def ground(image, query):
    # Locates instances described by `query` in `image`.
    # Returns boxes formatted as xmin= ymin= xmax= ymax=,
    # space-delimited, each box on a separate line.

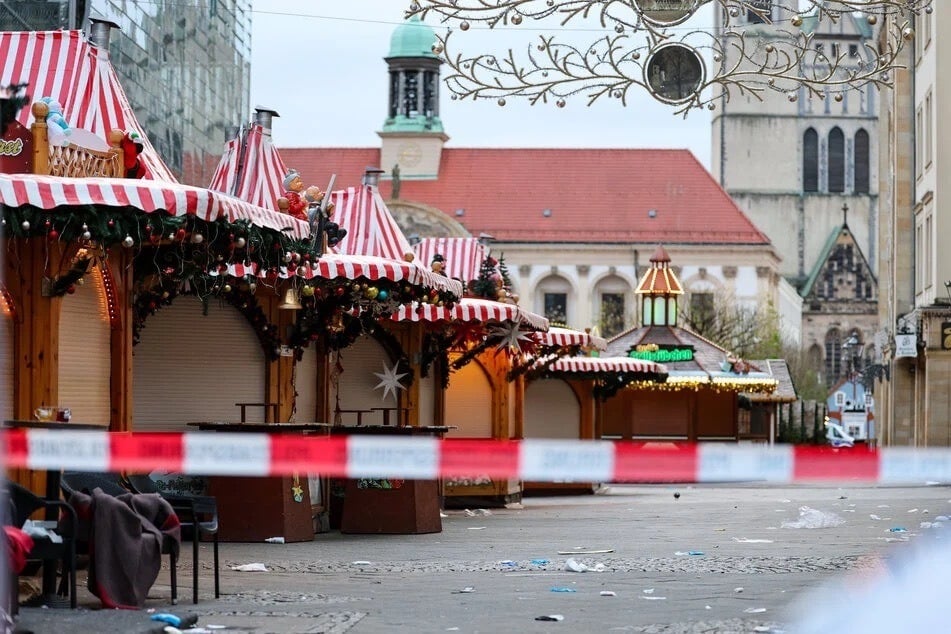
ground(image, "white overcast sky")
xmin=250 ymin=1 xmax=714 ymax=169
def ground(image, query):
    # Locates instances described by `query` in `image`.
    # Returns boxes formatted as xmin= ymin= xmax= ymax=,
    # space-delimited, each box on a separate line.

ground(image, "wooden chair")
xmin=123 ymin=473 xmax=220 ymax=604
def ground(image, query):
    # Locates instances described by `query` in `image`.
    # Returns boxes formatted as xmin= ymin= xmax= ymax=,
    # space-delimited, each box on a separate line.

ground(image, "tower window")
xmin=828 ymin=127 xmax=845 ymax=193
xmin=854 ymin=129 xmax=870 ymax=193
xmin=803 ymin=128 xmax=819 ymax=192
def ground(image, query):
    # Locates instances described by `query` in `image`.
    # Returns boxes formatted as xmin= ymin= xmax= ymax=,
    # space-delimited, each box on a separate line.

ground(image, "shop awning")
xmin=535 ymin=327 xmax=607 ymax=351
xmin=392 ymin=297 xmax=549 ymax=330
xmin=1 ymin=30 xmax=176 ymax=182
xmin=208 ymin=136 xmax=241 ymax=197
xmin=218 ymin=255 xmax=464 ymax=296
xmin=546 ymin=356 xmax=666 ymax=376
xmin=413 ymin=237 xmax=488 ymax=282
xmin=0 ymin=174 xmax=310 ymax=239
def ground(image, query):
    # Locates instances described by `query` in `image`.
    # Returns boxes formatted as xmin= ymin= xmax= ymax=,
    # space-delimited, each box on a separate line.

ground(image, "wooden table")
xmin=3 ymin=420 xmax=105 ymax=605
xmin=187 ymin=422 xmax=331 ymax=542
xmin=329 ymin=425 xmax=452 ymax=535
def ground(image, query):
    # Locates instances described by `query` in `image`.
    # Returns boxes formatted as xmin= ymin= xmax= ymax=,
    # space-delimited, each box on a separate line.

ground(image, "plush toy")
xmin=39 ymin=96 xmax=71 ymax=146
xmin=120 ymin=131 xmax=146 ymax=179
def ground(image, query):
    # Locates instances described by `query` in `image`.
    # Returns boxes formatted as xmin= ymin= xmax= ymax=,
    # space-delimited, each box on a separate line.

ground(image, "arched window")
xmin=828 ymin=127 xmax=845 ymax=192
xmin=854 ymin=129 xmax=870 ymax=193
xmin=824 ymin=328 xmax=843 ymax=386
xmin=803 ymin=128 xmax=819 ymax=192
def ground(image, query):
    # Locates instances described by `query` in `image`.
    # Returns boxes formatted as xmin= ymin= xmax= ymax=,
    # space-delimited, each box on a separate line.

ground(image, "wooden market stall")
xmin=601 ymin=247 xmax=779 ymax=442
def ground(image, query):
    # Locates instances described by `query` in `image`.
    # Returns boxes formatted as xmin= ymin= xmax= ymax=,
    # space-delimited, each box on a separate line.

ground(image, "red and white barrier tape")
xmin=3 ymin=430 xmax=950 ymax=483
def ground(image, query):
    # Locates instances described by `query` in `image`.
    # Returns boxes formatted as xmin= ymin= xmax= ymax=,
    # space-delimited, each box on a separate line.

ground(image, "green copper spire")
xmin=388 ymin=15 xmax=438 ymax=59
xmin=382 ymin=16 xmax=444 ymax=134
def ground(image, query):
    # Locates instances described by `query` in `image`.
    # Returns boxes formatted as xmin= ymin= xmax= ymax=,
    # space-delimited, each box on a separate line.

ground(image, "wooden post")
xmin=107 ymin=249 xmax=134 ymax=431
xmin=30 ymin=102 xmax=50 ymax=175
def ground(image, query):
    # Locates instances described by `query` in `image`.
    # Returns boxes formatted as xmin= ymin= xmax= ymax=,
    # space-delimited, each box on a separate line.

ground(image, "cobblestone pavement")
xmin=13 ymin=483 xmax=951 ymax=633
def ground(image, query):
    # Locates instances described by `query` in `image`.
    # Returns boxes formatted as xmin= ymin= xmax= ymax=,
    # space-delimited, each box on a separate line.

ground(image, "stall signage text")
xmin=628 ymin=343 xmax=694 ymax=362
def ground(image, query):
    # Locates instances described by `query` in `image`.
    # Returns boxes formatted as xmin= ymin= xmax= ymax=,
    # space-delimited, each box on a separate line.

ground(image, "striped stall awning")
xmin=208 ymin=136 xmax=240 ymax=197
xmin=547 ymin=356 xmax=667 ymax=376
xmin=217 ymin=255 xmax=463 ymax=295
xmin=535 ymin=327 xmax=607 ymax=351
xmin=233 ymin=124 xmax=288 ymax=210
xmin=330 ymin=185 xmax=414 ymax=261
xmin=0 ymin=30 xmax=177 ymax=182
xmin=393 ymin=297 xmax=549 ymax=330
xmin=0 ymin=174 xmax=311 ymax=239
xmin=414 ymin=237 xmax=488 ymax=282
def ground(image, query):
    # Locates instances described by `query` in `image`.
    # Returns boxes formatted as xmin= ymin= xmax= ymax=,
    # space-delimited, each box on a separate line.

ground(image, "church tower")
xmin=711 ymin=1 xmax=880 ymax=386
xmin=378 ymin=16 xmax=449 ymax=180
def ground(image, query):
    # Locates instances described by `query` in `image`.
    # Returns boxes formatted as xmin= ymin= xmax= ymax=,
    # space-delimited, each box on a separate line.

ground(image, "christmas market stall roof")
xmin=209 ymin=119 xmax=288 ymax=210
xmin=740 ymin=359 xmax=798 ymax=404
xmin=1 ymin=30 xmax=175 ymax=182
xmin=414 ymin=237 xmax=488 ymax=282
xmin=204 ymin=117 xmax=462 ymax=298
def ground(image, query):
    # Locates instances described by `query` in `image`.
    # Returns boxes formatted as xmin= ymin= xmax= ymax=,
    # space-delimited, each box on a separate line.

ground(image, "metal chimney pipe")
xmin=253 ymin=106 xmax=280 ymax=130
xmin=88 ymin=17 xmax=120 ymax=49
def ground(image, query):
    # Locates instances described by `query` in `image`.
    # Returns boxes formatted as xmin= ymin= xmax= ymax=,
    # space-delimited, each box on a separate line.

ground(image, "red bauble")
xmin=148 ymin=301 xmax=157 ymax=310
xmin=47 ymin=229 xmax=59 ymax=241
xmin=335 ymin=286 xmax=346 ymax=296
xmin=175 ymin=228 xmax=187 ymax=241
xmin=149 ymin=232 xmax=161 ymax=245
xmin=66 ymin=284 xmax=76 ymax=295
xmin=107 ymin=219 xmax=116 ymax=228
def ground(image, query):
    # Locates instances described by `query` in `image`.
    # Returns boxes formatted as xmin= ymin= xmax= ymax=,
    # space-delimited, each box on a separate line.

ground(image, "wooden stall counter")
xmin=187 ymin=422 xmax=331 ymax=543
xmin=330 ymin=425 xmax=451 ymax=535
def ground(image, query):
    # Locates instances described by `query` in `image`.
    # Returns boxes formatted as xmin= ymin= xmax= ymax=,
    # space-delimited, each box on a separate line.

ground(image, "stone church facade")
xmin=711 ymin=2 xmax=880 ymax=386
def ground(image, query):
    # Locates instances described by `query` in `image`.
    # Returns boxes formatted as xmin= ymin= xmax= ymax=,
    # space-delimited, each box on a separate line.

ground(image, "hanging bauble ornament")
xmin=21 ymin=220 xmax=30 ymax=231
xmin=82 ymin=231 xmax=92 ymax=241
xmin=122 ymin=235 xmax=135 ymax=248
xmin=67 ymin=284 xmax=77 ymax=295
xmin=248 ymin=282 xmax=257 ymax=293
xmin=175 ymin=228 xmax=187 ymax=241
xmin=365 ymin=286 xmax=379 ymax=299
xmin=107 ymin=219 xmax=116 ymax=228
xmin=44 ymin=219 xmax=51 ymax=229
xmin=149 ymin=232 xmax=161 ymax=245
xmin=377 ymin=289 xmax=389 ymax=301
xmin=47 ymin=229 xmax=59 ymax=241
xmin=284 ymin=253 xmax=293 ymax=263
xmin=236 ymin=236 xmax=246 ymax=248
xmin=191 ymin=233 xmax=204 ymax=244
xmin=223 ymin=284 xmax=232 ymax=293
xmin=301 ymin=285 xmax=315 ymax=297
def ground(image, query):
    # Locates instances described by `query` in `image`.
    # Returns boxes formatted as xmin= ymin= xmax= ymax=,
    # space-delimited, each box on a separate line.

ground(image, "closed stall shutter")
xmin=334 ymin=336 xmax=388 ymax=423
xmin=1 ymin=308 xmax=13 ymax=423
xmin=293 ymin=345 xmax=319 ymax=422
xmin=525 ymin=379 xmax=579 ymax=439
xmin=133 ymin=296 xmax=265 ymax=431
xmin=445 ymin=360 xmax=492 ymax=438
xmin=418 ymin=372 xmax=435 ymax=426
xmin=59 ymin=270 xmax=111 ymax=426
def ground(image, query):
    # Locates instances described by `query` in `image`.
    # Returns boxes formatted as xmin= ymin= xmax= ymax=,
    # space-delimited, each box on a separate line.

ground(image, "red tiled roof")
xmin=281 ymin=147 xmax=770 ymax=245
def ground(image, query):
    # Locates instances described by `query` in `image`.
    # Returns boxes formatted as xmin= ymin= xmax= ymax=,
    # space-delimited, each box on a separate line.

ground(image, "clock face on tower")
xmin=397 ymin=142 xmax=423 ymax=167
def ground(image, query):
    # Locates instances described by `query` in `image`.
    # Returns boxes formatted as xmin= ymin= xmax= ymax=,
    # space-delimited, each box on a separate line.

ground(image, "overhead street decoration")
xmin=407 ymin=0 xmax=932 ymax=115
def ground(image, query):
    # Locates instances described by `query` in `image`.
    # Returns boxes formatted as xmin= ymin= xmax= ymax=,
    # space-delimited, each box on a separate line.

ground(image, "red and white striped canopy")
xmin=414 ymin=237 xmax=488 ymax=282
xmin=547 ymin=356 xmax=667 ymax=375
xmin=0 ymin=30 xmax=177 ymax=182
xmin=535 ymin=327 xmax=607 ymax=351
xmin=209 ymin=124 xmax=289 ymax=211
xmin=393 ymin=297 xmax=549 ymax=330
xmin=208 ymin=136 xmax=240 ymax=197
xmin=218 ymin=255 xmax=464 ymax=295
xmin=330 ymin=185 xmax=414 ymax=261
xmin=0 ymin=174 xmax=311 ymax=238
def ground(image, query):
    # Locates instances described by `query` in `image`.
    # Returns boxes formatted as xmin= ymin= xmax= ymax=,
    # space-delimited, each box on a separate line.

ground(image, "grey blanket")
xmin=69 ymin=489 xmax=181 ymax=609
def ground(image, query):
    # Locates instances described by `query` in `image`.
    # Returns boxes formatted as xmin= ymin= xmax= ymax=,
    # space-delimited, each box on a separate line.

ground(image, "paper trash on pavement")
xmin=230 ymin=563 xmax=268 ymax=572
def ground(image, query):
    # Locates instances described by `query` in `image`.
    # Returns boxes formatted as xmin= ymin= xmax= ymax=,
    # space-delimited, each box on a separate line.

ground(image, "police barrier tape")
xmin=5 ymin=429 xmax=951 ymax=483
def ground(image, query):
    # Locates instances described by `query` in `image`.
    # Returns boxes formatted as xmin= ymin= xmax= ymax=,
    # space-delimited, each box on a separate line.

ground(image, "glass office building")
xmin=1 ymin=0 xmax=252 ymax=186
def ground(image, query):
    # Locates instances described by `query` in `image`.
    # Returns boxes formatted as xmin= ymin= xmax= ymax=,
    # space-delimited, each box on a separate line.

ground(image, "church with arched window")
xmin=711 ymin=4 xmax=879 ymax=388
